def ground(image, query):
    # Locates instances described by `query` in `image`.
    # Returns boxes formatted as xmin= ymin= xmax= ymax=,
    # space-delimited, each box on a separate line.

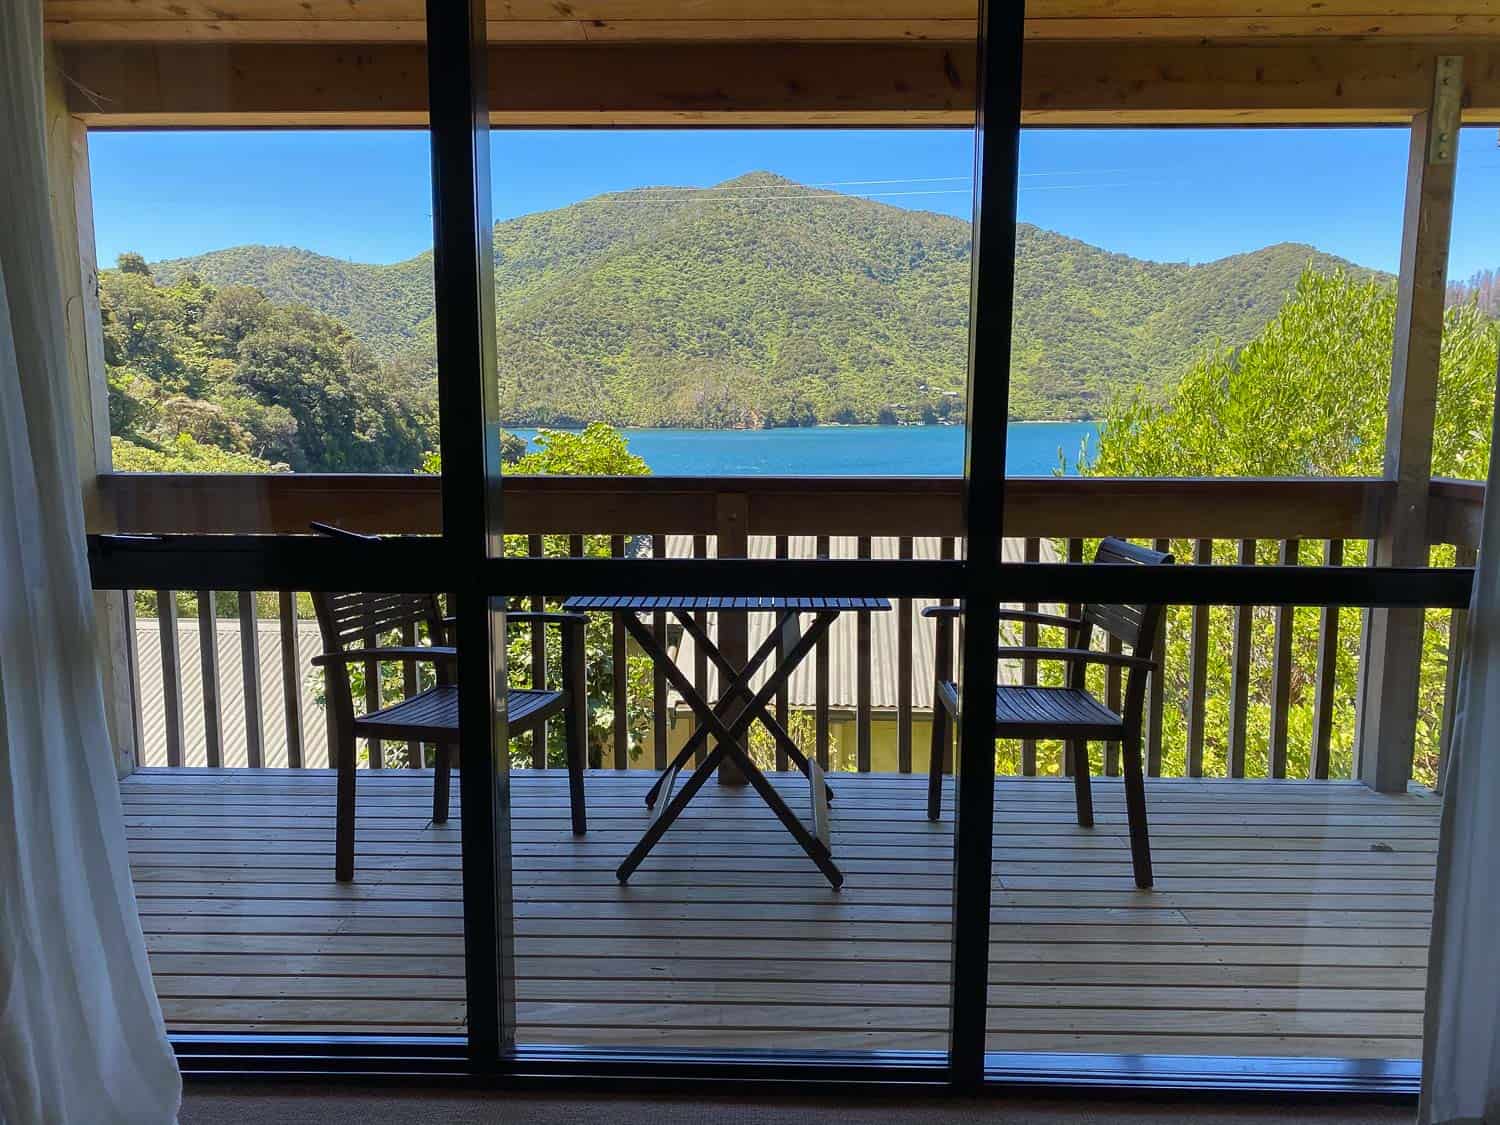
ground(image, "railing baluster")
xmin=158 ymin=590 xmax=184 ymax=768
xmin=1311 ymin=539 xmax=1346 ymax=780
xmin=238 ymin=591 xmax=263 ymax=769
xmin=1436 ymin=544 xmax=1476 ymax=793
xmin=1105 ymin=632 xmax=1123 ymax=776
xmin=856 ymin=536 xmax=872 ymax=773
xmin=1019 ymin=537 xmax=1041 ymax=775
xmin=611 ymin=534 xmax=629 ymax=770
xmin=652 ymin=532 xmax=669 ymax=771
xmin=1185 ymin=540 xmax=1212 ymax=778
xmin=897 ymin=536 xmax=913 ymax=775
xmin=1065 ymin=538 xmax=1086 ymax=778
xmin=529 ymin=534 xmax=546 ymax=770
xmin=1146 ymin=538 xmax=1168 ymax=776
xmin=774 ymin=535 xmax=790 ymax=773
xmin=1227 ymin=538 xmax=1256 ymax=778
xmin=401 ymin=617 xmax=420 ymax=767
xmin=360 ymin=599 xmax=381 ymax=770
xmin=278 ymin=591 xmax=304 ymax=769
xmin=693 ymin=534 xmax=709 ymax=768
xmin=1269 ymin=538 xmax=1299 ymax=779
xmin=815 ymin=533 xmax=831 ymax=770
xmin=569 ymin=533 xmax=588 ymax=761
xmin=196 ymin=590 xmax=223 ymax=768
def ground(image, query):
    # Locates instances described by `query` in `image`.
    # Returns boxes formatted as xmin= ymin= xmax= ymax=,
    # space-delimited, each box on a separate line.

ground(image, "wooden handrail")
xmin=1428 ymin=477 xmax=1486 ymax=548
xmin=95 ymin=473 xmax=1412 ymax=541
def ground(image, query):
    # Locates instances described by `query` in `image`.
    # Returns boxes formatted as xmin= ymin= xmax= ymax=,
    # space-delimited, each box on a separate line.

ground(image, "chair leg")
xmin=432 ymin=744 xmax=452 ymax=825
xmin=1120 ymin=732 xmax=1154 ymax=889
xmin=561 ymin=621 xmax=589 ymax=835
xmin=564 ymin=698 xmax=588 ymax=836
xmin=1070 ymin=739 xmax=1095 ymax=828
xmin=335 ymin=733 xmax=357 ymax=882
xmin=926 ymin=696 xmax=950 ymax=821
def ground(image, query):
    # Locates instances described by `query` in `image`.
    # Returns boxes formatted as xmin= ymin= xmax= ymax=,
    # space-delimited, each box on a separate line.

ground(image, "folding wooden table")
xmin=562 ymin=595 xmax=891 ymax=889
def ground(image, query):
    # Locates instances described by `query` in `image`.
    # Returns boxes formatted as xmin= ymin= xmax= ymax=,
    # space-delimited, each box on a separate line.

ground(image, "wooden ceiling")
xmin=43 ymin=0 xmax=1500 ymax=46
xmin=48 ymin=1 xmax=1500 ymax=125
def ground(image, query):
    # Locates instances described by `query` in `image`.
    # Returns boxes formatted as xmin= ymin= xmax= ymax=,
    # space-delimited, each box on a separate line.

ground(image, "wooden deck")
xmin=123 ymin=768 xmax=1437 ymax=1058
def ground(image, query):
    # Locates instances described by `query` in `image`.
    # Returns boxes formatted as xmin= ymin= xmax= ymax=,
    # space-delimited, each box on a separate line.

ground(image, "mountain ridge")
xmin=150 ymin=172 xmax=1381 ymax=423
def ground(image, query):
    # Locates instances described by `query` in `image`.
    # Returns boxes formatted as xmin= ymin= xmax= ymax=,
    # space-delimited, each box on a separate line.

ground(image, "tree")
xmin=116 ymin=251 xmax=152 ymax=275
xmin=1074 ymin=268 xmax=1498 ymax=785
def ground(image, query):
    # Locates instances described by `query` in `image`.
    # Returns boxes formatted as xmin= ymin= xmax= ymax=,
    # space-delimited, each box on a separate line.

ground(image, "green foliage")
xmin=102 ymin=259 xmax=435 ymax=473
xmin=150 ymin=173 xmax=1367 ymax=426
xmin=111 ymin=434 xmax=287 ymax=473
xmin=1075 ymin=268 xmax=1499 ymax=787
xmin=511 ymin=422 xmax=651 ymax=475
xmin=411 ymin=423 xmax=656 ymax=769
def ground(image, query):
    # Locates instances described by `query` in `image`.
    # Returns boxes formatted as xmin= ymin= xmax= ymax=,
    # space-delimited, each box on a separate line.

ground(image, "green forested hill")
xmin=151 ymin=171 xmax=1376 ymax=423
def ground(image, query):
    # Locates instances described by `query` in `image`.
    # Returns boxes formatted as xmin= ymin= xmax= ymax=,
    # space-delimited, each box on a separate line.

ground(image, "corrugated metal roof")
xmin=134 ymin=620 xmax=331 ymax=768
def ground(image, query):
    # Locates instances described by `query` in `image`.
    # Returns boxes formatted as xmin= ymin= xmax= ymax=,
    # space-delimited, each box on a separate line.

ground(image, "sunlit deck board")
xmin=122 ymin=768 xmax=1438 ymax=1056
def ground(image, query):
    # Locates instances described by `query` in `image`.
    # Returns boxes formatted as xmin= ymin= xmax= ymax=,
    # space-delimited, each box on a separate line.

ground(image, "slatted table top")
xmin=563 ymin=595 xmax=891 ymax=613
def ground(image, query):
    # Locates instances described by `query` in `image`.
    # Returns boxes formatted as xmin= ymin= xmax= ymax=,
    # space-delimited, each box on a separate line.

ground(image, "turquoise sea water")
xmin=509 ymin=422 xmax=1099 ymax=477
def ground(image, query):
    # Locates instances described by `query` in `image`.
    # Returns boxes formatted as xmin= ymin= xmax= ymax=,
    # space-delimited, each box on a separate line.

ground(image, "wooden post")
xmin=1436 ymin=544 xmax=1477 ymax=794
xmin=44 ymin=49 xmax=141 ymax=776
xmin=715 ymin=492 xmax=749 ymax=785
xmin=1356 ymin=56 xmax=1462 ymax=794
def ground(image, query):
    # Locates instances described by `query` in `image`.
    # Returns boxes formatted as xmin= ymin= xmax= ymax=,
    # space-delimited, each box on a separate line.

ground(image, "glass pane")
xmin=981 ymin=123 xmax=1479 ymax=1069
xmin=484 ymin=127 xmax=975 ymax=1054
xmin=86 ymin=13 xmax=469 ymax=1041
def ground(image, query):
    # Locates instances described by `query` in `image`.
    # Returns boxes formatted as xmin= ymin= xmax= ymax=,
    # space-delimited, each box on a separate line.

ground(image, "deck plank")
xmin=121 ymin=768 xmax=1438 ymax=1057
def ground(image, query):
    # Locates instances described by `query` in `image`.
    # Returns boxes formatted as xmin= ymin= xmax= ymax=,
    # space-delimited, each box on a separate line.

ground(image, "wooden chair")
xmin=311 ymin=590 xmax=589 ymax=882
xmin=923 ymin=537 xmax=1173 ymax=888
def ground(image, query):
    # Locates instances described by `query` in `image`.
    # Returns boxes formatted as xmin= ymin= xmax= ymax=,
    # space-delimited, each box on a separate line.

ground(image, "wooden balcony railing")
xmin=96 ymin=473 xmax=1482 ymax=785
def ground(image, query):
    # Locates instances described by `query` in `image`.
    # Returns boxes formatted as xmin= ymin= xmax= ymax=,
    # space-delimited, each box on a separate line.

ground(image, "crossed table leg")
xmin=616 ymin=608 xmax=844 ymax=889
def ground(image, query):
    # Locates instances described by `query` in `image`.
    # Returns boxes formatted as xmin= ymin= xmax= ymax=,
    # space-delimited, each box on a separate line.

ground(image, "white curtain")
xmin=0 ymin=1 xmax=182 ymax=1121
xmin=1420 ymin=383 xmax=1500 ymax=1125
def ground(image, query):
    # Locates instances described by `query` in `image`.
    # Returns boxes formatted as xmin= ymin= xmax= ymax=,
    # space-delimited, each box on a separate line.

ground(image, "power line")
xmin=583 ymin=178 xmax=1175 ymax=205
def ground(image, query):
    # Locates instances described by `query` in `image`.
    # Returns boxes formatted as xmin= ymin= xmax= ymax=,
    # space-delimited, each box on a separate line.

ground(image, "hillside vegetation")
xmin=151 ymin=171 xmax=1374 ymax=427
xmin=1082 ymin=269 xmax=1498 ymax=786
xmin=103 ymin=253 xmax=434 ymax=473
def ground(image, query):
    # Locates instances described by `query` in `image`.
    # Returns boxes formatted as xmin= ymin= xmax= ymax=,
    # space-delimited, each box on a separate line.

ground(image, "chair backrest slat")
xmin=319 ymin=592 xmax=445 ymax=650
xmin=1081 ymin=537 xmax=1173 ymax=659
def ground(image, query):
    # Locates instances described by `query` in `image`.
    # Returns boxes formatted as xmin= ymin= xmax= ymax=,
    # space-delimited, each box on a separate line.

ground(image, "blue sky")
xmin=89 ymin=126 xmax=1499 ymax=280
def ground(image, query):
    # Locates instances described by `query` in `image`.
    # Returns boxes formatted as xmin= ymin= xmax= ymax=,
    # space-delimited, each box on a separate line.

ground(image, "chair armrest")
xmin=442 ymin=612 xmax=586 ymax=627
xmin=921 ymin=605 xmax=963 ymax=619
xmin=312 ymin=645 xmax=457 ymax=667
xmin=309 ymin=521 xmax=380 ymax=542
xmin=923 ymin=605 xmax=1085 ymax=630
xmin=997 ymin=646 xmax=1156 ymax=671
xmin=995 ymin=609 xmax=1085 ymax=630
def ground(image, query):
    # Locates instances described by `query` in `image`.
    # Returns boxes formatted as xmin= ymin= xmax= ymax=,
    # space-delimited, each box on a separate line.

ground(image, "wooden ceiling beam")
xmin=45 ymin=14 xmax=1500 ymax=44
xmin=59 ymin=40 xmax=1500 ymax=127
xmin=43 ymin=0 xmax=1500 ymax=45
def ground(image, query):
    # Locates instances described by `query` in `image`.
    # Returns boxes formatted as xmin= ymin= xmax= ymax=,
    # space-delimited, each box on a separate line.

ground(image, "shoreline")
xmin=506 ymin=419 xmax=1099 ymax=432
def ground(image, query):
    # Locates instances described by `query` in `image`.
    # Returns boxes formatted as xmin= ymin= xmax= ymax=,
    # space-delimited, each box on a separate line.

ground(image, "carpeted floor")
xmin=179 ymin=1084 xmax=1416 ymax=1124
